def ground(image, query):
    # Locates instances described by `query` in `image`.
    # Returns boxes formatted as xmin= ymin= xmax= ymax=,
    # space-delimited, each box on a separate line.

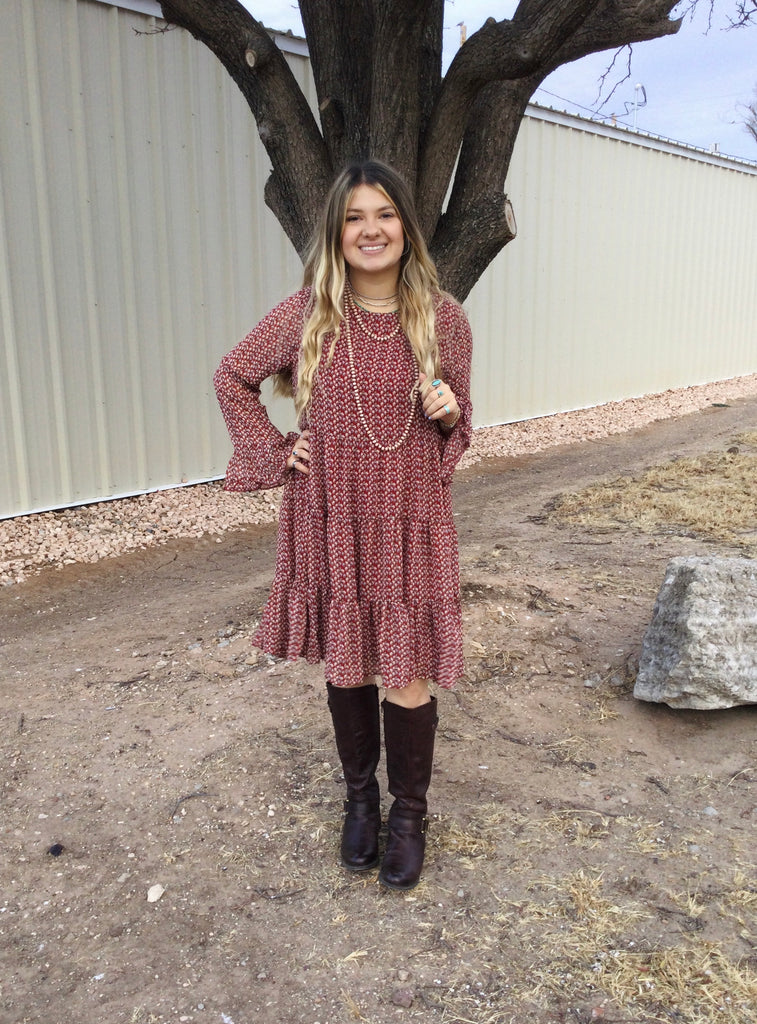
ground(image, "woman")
xmin=214 ymin=160 xmax=472 ymax=890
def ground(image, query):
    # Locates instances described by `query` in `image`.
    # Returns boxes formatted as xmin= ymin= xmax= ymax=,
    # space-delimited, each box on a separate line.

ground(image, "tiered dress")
xmin=214 ymin=287 xmax=473 ymax=689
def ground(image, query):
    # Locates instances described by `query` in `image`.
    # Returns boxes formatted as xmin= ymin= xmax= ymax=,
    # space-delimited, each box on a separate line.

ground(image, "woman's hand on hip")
xmin=287 ymin=430 xmax=312 ymax=475
xmin=419 ymin=373 xmax=460 ymax=427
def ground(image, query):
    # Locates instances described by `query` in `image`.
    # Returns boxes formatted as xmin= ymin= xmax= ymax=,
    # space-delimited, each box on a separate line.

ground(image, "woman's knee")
xmin=383 ymin=678 xmax=431 ymax=708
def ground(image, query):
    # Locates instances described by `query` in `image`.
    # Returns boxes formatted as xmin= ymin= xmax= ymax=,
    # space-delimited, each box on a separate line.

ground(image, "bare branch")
xmin=739 ymin=87 xmax=757 ymax=144
xmin=729 ymin=0 xmax=757 ymax=26
xmin=594 ymin=45 xmax=633 ymax=109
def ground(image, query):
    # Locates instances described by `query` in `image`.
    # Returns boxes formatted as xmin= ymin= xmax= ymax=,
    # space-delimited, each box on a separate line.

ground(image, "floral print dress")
xmin=214 ymin=287 xmax=473 ymax=688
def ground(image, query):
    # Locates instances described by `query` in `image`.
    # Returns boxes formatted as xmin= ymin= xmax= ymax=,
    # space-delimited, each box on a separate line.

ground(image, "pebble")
xmin=147 ymin=884 xmax=165 ymax=903
xmin=391 ymin=988 xmax=415 ymax=1008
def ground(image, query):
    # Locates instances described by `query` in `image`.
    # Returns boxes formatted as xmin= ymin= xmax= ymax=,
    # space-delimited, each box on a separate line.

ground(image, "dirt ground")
xmin=1 ymin=397 xmax=756 ymax=1024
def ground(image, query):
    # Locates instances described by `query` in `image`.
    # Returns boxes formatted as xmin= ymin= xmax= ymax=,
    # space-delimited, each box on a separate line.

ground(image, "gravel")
xmin=2 ymin=373 xmax=756 ymax=586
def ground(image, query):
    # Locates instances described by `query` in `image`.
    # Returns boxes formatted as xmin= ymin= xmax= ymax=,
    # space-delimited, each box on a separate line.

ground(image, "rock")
xmin=391 ymin=988 xmax=415 ymax=1008
xmin=147 ymin=883 xmax=165 ymax=903
xmin=634 ymin=556 xmax=757 ymax=709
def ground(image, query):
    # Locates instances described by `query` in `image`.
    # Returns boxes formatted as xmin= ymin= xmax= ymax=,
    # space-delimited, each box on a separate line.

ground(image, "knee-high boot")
xmin=326 ymin=682 xmax=381 ymax=871
xmin=379 ymin=696 xmax=438 ymax=891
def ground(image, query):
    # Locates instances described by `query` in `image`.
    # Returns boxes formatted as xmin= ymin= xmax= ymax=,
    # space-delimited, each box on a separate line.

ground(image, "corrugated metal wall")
xmin=2 ymin=0 xmax=756 ymax=517
xmin=1 ymin=0 xmax=307 ymax=518
xmin=468 ymin=109 xmax=757 ymax=425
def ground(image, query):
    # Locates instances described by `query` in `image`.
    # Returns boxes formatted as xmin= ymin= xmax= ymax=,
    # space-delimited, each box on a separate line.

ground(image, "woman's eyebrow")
xmin=345 ymin=204 xmax=395 ymax=214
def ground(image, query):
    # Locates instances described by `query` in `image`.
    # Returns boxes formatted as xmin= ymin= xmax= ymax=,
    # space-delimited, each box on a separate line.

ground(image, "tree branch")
xmin=300 ymin=0 xmax=441 ymax=187
xmin=299 ymin=0 xmax=373 ymax=168
xmin=368 ymin=0 xmax=439 ymax=185
xmin=159 ymin=0 xmax=331 ymax=254
xmin=431 ymin=79 xmax=534 ymax=299
xmin=417 ymin=0 xmax=682 ymax=239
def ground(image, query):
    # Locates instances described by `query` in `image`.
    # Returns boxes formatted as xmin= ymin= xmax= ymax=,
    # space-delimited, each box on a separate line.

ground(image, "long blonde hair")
xmin=274 ymin=160 xmax=441 ymax=418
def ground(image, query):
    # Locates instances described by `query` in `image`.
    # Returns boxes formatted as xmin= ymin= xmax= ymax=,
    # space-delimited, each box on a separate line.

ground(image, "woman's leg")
xmin=326 ymin=678 xmax=382 ymax=871
xmin=383 ymin=677 xmax=431 ymax=708
xmin=380 ymin=678 xmax=438 ymax=890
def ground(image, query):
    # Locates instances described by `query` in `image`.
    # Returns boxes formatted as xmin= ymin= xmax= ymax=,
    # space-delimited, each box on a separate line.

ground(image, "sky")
xmin=243 ymin=1 xmax=757 ymax=162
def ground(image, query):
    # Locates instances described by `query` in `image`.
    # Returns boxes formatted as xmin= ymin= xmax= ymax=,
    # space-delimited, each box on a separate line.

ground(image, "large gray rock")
xmin=634 ymin=556 xmax=757 ymax=709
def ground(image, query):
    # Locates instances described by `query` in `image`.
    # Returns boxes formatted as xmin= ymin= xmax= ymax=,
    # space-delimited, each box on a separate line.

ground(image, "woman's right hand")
xmin=287 ymin=429 xmax=312 ymax=475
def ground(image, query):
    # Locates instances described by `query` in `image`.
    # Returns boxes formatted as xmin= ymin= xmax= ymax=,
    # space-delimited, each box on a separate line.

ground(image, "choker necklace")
xmin=349 ymin=285 xmax=399 ymax=308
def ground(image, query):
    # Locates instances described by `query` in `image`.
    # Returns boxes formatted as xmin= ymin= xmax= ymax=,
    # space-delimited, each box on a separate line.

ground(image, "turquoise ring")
xmin=431 ymin=379 xmax=441 ymax=386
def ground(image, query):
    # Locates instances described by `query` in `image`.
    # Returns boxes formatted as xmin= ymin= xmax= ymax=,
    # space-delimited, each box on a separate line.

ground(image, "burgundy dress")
xmin=214 ymin=288 xmax=473 ymax=689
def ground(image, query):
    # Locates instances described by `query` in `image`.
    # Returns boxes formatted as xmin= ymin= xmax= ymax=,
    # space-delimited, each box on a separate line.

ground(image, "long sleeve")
xmin=213 ymin=290 xmax=308 ymax=491
xmin=436 ymin=299 xmax=473 ymax=484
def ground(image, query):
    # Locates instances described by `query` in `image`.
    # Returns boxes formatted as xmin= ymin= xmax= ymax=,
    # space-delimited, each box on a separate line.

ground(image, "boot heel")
xmin=379 ymin=809 xmax=429 ymax=890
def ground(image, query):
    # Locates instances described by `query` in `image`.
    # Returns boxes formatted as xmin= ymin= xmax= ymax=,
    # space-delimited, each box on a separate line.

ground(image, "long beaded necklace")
xmin=342 ymin=290 xmax=419 ymax=452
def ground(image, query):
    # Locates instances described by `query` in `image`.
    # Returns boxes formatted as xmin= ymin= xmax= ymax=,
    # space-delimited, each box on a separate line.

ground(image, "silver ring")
xmin=444 ymin=404 xmax=450 ymax=415
xmin=437 ymin=389 xmax=444 ymax=397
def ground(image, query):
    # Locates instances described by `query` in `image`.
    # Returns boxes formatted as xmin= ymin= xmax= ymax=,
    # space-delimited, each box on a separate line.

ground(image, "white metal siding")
xmin=2 ymin=1 xmax=756 ymax=517
xmin=466 ymin=114 xmax=757 ymax=426
xmin=1 ymin=0 xmax=306 ymax=517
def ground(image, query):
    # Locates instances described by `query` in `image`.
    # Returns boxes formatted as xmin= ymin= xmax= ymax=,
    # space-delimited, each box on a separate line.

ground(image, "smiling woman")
xmin=213 ymin=159 xmax=474 ymax=891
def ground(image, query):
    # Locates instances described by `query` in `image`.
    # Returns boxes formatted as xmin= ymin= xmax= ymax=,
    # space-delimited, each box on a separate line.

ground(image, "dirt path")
xmin=2 ymin=396 xmax=756 ymax=1024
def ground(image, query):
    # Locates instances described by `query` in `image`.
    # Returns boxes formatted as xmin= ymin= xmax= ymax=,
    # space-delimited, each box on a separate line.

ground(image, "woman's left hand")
xmin=419 ymin=372 xmax=460 ymax=427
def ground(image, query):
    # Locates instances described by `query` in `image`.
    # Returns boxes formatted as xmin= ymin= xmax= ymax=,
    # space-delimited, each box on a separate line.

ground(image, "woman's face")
xmin=341 ymin=184 xmax=405 ymax=281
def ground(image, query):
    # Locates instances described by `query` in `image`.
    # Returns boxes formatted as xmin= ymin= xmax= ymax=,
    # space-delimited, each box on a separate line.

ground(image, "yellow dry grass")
xmin=501 ymin=868 xmax=757 ymax=1022
xmin=545 ymin=434 xmax=757 ymax=555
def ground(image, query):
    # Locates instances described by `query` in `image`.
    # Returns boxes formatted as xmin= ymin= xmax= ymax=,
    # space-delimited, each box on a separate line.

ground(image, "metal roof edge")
xmin=525 ymin=102 xmax=757 ymax=174
xmin=89 ymin=1 xmax=309 ymax=55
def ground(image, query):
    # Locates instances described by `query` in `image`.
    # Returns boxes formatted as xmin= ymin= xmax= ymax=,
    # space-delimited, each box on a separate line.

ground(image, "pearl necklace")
xmin=343 ymin=295 xmax=419 ymax=452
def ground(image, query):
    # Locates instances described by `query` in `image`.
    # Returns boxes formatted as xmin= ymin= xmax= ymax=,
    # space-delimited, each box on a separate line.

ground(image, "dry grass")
xmin=432 ymin=804 xmax=519 ymax=860
xmin=498 ymin=867 xmax=757 ymax=1022
xmin=593 ymin=944 xmax=757 ymax=1023
xmin=545 ymin=433 xmax=757 ymax=555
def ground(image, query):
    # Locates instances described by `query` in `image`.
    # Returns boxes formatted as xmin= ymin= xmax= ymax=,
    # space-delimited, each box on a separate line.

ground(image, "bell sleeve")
xmin=213 ymin=291 xmax=307 ymax=492
xmin=437 ymin=299 xmax=474 ymax=484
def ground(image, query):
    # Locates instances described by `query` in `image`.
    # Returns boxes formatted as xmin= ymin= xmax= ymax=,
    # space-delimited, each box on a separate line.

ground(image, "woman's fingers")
xmin=289 ymin=430 xmax=312 ymax=474
xmin=419 ymin=376 xmax=458 ymax=421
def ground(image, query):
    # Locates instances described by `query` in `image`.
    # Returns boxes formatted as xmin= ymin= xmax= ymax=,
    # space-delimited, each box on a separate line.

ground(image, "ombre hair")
xmin=274 ymin=160 xmax=442 ymax=418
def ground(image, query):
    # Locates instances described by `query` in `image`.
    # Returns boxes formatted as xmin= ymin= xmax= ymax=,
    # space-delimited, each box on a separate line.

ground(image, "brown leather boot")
xmin=379 ymin=696 xmax=438 ymax=890
xmin=326 ymin=682 xmax=381 ymax=871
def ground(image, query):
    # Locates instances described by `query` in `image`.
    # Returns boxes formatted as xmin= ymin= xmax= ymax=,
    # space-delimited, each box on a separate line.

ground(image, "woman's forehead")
xmin=346 ymin=183 xmax=395 ymax=211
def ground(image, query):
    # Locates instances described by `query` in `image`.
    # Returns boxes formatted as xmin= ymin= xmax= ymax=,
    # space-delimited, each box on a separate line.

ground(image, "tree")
xmin=743 ymin=87 xmax=757 ymax=145
xmin=156 ymin=2 xmax=702 ymax=298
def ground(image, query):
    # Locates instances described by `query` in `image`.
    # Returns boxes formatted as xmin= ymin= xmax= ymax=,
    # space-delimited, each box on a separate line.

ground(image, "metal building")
xmin=2 ymin=0 xmax=756 ymax=518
